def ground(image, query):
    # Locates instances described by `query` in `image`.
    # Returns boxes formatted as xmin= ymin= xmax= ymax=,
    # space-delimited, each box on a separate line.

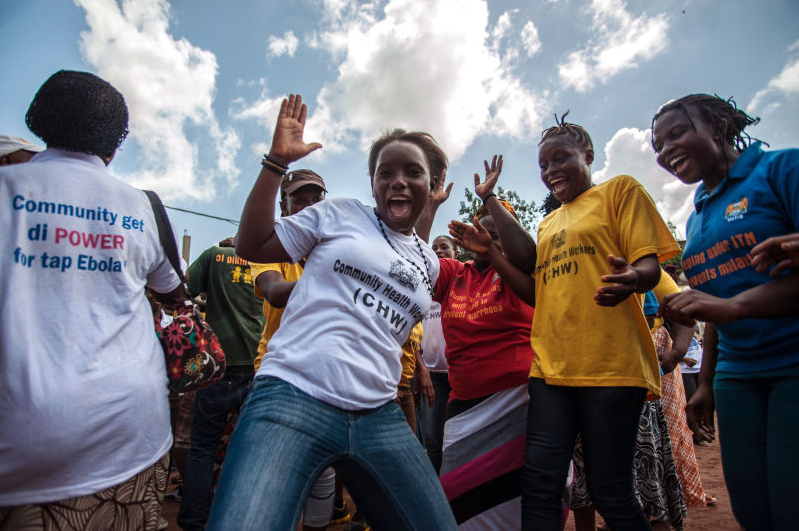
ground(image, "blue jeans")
xmin=418 ymin=371 xmax=450 ymax=474
xmin=177 ymin=365 xmax=254 ymax=531
xmin=206 ymin=376 xmax=457 ymax=530
xmin=521 ymin=378 xmax=650 ymax=531
xmin=714 ymin=370 xmax=799 ymax=531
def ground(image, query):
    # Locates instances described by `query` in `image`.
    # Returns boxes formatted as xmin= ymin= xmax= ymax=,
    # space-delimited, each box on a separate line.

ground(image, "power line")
xmin=164 ymin=205 xmax=239 ymax=225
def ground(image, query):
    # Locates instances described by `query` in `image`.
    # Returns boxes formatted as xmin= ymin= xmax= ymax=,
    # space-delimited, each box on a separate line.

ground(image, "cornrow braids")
xmin=651 ymin=94 xmax=761 ymax=153
xmin=538 ymin=110 xmax=594 ymax=152
xmin=26 ymin=70 xmax=129 ymax=159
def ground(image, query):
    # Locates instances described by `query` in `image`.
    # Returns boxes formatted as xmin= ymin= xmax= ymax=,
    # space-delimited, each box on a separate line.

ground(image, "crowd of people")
xmin=1 ymin=69 xmax=797 ymax=531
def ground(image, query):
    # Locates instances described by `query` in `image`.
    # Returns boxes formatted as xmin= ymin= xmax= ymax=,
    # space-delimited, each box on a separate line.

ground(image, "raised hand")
xmin=751 ymin=233 xmax=799 ymax=276
xmin=474 ymin=155 xmax=503 ymax=201
xmin=449 ymin=217 xmax=492 ymax=256
xmin=594 ymin=254 xmax=638 ymax=306
xmin=268 ymin=94 xmax=322 ymax=165
xmin=430 ymin=169 xmax=454 ymax=207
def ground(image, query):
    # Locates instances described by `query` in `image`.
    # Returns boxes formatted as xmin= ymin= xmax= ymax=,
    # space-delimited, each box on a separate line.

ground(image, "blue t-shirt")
xmin=681 ymin=142 xmax=799 ymax=373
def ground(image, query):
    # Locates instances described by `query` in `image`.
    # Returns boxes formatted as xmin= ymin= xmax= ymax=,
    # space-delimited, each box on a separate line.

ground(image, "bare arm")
xmin=415 ymin=171 xmax=453 ymax=243
xmin=474 ymin=156 xmax=537 ymax=274
xmin=594 ymin=254 xmax=660 ymax=307
xmin=236 ymin=94 xmax=322 ymax=263
xmin=661 ymin=271 xmax=799 ymax=326
xmin=659 ymin=320 xmax=692 ymax=374
xmin=449 ymin=218 xmax=536 ymax=307
xmin=255 ymin=270 xmax=297 ymax=309
xmin=413 ymin=348 xmax=435 ymax=408
xmin=686 ymin=323 xmax=718 ymax=443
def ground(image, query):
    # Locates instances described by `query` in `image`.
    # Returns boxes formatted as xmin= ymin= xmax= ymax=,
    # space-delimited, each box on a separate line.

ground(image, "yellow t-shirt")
xmin=529 ymin=175 xmax=680 ymax=397
xmin=250 ymin=261 xmax=304 ymax=371
xmin=398 ymin=322 xmax=423 ymax=388
xmin=650 ymin=270 xmax=682 ymax=330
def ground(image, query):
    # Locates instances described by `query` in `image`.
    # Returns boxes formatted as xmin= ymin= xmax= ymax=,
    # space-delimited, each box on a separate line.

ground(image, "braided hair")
xmin=26 ymin=70 xmax=129 ymax=159
xmin=538 ymin=110 xmax=594 ymax=153
xmin=651 ymin=94 xmax=760 ymax=153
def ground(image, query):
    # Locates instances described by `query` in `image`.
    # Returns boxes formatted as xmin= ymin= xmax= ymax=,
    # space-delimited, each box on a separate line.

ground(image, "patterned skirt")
xmin=0 ymin=453 xmax=169 ymax=531
xmin=655 ymin=328 xmax=711 ymax=506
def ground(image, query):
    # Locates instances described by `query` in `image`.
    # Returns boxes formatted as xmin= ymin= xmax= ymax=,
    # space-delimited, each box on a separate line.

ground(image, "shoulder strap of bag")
xmin=144 ymin=189 xmax=188 ymax=286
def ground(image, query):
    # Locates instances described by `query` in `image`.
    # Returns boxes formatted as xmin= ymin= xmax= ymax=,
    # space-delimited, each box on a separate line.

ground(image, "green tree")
xmin=456 ymin=186 xmax=540 ymax=261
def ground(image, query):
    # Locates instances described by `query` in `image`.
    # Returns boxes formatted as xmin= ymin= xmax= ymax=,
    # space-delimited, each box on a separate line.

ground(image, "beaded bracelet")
xmin=481 ymin=193 xmax=496 ymax=204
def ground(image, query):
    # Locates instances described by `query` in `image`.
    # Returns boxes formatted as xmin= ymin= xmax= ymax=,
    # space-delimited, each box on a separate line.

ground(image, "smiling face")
xmin=652 ymin=107 xmax=732 ymax=192
xmin=538 ymin=136 xmax=593 ymax=204
xmin=282 ymin=184 xmax=325 ymax=216
xmin=371 ymin=140 xmax=432 ymax=235
xmin=432 ymin=236 xmax=456 ymax=259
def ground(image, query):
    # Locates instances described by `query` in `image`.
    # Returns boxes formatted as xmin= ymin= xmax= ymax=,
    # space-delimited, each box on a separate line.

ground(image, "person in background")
xmin=0 ymin=70 xmax=181 ymax=531
xmin=652 ymin=93 xmax=799 ymax=531
xmin=0 ymin=134 xmax=43 ymax=165
xmin=418 ymin=235 xmax=458 ymax=474
xmin=177 ymin=237 xmax=265 ymax=531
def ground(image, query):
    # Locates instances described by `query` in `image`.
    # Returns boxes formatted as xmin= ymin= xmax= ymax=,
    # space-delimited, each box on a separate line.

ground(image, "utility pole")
xmin=182 ymin=230 xmax=191 ymax=265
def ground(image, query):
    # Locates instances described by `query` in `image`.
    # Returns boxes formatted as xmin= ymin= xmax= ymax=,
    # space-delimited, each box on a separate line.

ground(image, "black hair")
xmin=368 ymin=129 xmax=448 ymax=190
xmin=538 ymin=111 xmax=594 ymax=153
xmin=651 ymin=94 xmax=761 ymax=153
xmin=433 ymin=234 xmax=455 ymax=245
xmin=25 ymin=70 xmax=129 ymax=158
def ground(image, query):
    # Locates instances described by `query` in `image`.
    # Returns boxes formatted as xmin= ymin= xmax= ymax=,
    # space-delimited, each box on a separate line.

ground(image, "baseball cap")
xmin=281 ymin=169 xmax=327 ymax=196
xmin=0 ymin=135 xmax=45 ymax=157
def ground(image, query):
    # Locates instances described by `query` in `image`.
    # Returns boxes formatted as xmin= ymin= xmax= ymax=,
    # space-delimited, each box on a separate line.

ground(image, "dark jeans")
xmin=521 ymin=378 xmax=650 ymax=531
xmin=418 ymin=371 xmax=450 ymax=474
xmin=177 ymin=365 xmax=254 ymax=531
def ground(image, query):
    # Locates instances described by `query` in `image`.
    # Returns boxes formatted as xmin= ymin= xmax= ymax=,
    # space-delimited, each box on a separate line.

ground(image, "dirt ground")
xmin=162 ymin=435 xmax=739 ymax=530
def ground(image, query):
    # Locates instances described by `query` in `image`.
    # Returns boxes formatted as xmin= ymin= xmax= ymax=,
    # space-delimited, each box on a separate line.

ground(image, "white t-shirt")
xmin=680 ymin=337 xmax=703 ymax=374
xmin=259 ymin=197 xmax=440 ymax=410
xmin=420 ymin=302 xmax=448 ymax=373
xmin=0 ymin=149 xmax=180 ymax=505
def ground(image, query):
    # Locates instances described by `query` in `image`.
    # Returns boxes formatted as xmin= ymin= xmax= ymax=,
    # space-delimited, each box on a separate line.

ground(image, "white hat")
xmin=0 ymin=135 xmax=45 ymax=157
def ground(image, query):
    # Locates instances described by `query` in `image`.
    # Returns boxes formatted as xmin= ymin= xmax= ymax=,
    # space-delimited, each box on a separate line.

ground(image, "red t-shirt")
xmin=434 ymin=258 xmax=535 ymax=401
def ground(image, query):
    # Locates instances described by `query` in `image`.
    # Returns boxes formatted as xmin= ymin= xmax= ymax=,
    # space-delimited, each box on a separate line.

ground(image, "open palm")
xmin=269 ymin=94 xmax=322 ymax=164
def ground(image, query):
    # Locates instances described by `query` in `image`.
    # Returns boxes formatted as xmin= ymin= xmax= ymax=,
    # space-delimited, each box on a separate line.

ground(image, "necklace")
xmin=374 ymin=208 xmax=435 ymax=297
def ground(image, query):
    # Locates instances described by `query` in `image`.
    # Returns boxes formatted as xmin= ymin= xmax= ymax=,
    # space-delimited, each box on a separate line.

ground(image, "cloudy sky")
xmin=3 ymin=0 xmax=797 ymax=260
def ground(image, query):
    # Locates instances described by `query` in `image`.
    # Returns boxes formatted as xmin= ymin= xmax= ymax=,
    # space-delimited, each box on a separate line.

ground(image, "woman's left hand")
xmin=594 ymin=255 xmax=638 ymax=306
xmin=430 ymin=169 xmax=453 ymax=207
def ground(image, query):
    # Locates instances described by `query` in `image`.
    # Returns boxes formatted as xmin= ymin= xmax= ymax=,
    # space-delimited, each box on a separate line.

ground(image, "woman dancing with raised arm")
xmin=207 ymin=95 xmax=457 ymax=530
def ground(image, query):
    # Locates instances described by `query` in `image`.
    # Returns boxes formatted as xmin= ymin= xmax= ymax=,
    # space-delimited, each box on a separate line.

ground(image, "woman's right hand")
xmin=268 ymin=94 xmax=322 ymax=165
xmin=473 ymin=155 xmax=503 ymax=201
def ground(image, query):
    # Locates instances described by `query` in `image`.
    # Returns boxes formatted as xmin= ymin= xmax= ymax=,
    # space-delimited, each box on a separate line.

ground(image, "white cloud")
xmin=749 ymin=40 xmax=799 ymax=112
xmin=235 ymin=0 xmax=546 ymax=162
xmin=593 ymin=127 xmax=695 ymax=236
xmin=559 ymin=0 xmax=668 ymax=92
xmin=75 ymin=0 xmax=240 ymax=201
xmin=268 ymin=31 xmax=299 ymax=58
xmin=521 ymin=21 xmax=541 ymax=57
